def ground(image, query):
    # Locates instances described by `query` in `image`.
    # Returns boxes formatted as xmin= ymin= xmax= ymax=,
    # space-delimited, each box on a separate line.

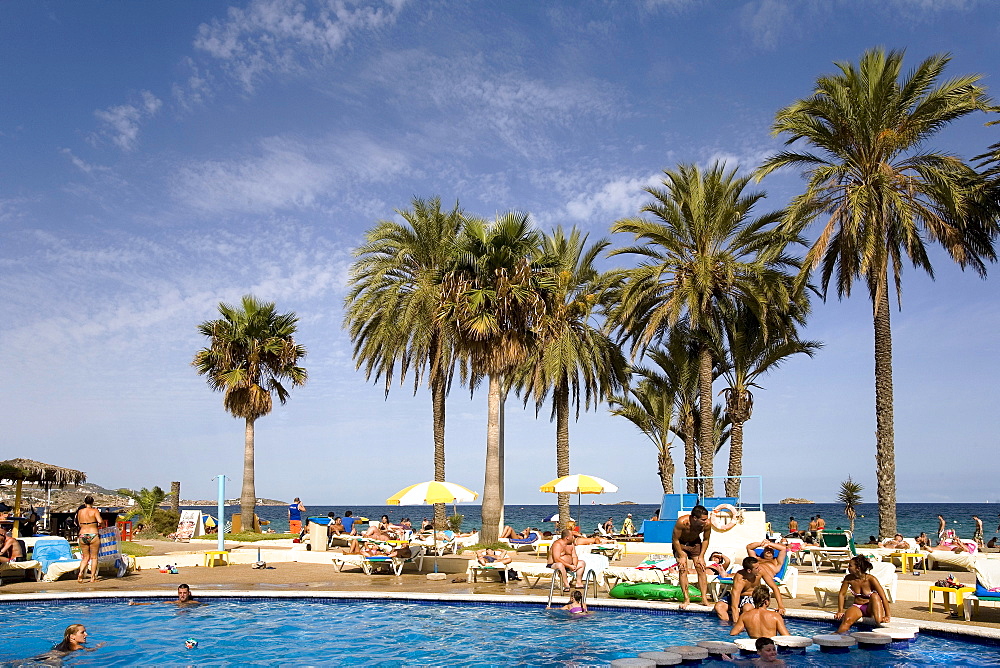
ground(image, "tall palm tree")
xmin=757 ymin=48 xmax=996 ymax=537
xmin=344 ymin=197 xmax=465 ymax=526
xmin=193 ymin=295 xmax=307 ymax=528
xmin=718 ymin=307 xmax=821 ymax=496
xmin=612 ymin=162 xmax=800 ymax=496
xmin=518 ymin=226 xmax=628 ymax=528
xmin=607 ymin=323 xmax=698 ymax=494
xmin=440 ymin=212 xmax=554 ymax=543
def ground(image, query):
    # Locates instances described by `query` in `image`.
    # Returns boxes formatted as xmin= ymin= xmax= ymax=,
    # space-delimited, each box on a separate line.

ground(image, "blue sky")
xmin=2 ymin=0 xmax=998 ymax=506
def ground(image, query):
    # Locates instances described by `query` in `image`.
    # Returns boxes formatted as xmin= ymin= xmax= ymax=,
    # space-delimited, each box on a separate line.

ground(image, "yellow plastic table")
xmin=890 ymin=552 xmax=925 ymax=573
xmin=204 ymin=550 xmax=231 ymax=567
xmin=929 ymin=586 xmax=974 ymax=614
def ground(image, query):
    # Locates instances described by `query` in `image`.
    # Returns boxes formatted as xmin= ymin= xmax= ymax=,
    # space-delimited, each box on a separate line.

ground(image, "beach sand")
xmin=2 ymin=539 xmax=998 ymax=631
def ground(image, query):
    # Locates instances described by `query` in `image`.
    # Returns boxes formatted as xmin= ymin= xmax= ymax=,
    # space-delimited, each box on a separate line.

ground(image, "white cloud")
xmin=194 ymin=0 xmax=408 ymax=92
xmin=92 ymin=90 xmax=163 ymax=151
xmin=172 ymin=132 xmax=412 ymax=214
xmin=171 ymin=57 xmax=215 ymax=112
xmin=60 ymin=148 xmax=111 ymax=175
xmin=560 ymin=172 xmax=662 ymax=224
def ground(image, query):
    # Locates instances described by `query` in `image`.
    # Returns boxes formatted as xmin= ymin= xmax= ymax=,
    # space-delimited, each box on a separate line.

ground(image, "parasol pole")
xmin=12 ymin=479 xmax=23 ymax=538
xmin=216 ymin=474 xmax=226 ymax=553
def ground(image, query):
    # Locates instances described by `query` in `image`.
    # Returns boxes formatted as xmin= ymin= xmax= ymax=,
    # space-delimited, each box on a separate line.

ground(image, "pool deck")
xmin=3 ymin=538 xmax=999 ymax=641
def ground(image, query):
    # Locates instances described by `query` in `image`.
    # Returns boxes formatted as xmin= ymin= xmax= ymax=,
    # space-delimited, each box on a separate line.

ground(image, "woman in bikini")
xmin=835 ymin=555 xmax=890 ymax=633
xmin=558 ymin=589 xmax=590 ymax=614
xmin=76 ymin=496 xmax=103 ymax=583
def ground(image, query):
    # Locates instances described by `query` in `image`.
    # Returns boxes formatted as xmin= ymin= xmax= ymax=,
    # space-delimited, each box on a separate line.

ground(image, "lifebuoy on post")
xmin=711 ymin=503 xmax=738 ymax=531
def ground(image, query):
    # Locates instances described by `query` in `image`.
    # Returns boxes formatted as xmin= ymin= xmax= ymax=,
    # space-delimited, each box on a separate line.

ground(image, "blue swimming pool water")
xmin=2 ymin=598 xmax=999 ymax=666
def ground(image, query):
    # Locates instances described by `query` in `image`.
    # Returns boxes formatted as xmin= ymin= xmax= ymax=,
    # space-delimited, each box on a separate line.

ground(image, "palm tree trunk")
xmin=241 ymin=417 xmax=257 ymax=532
xmin=682 ymin=411 xmax=698 ymax=493
xmin=698 ymin=342 xmax=715 ymax=497
xmin=726 ymin=420 xmax=744 ymax=498
xmin=431 ymin=372 xmax=447 ymax=528
xmin=658 ymin=446 xmax=675 ymax=493
xmin=555 ymin=381 xmax=571 ymax=532
xmin=480 ymin=375 xmax=503 ymax=543
xmin=873 ymin=277 xmax=897 ymax=538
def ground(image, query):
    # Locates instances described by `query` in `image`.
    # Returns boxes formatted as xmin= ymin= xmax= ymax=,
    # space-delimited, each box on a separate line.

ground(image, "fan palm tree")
xmin=440 ymin=211 xmax=555 ymax=543
xmin=718 ymin=307 xmax=822 ymax=497
xmin=838 ymin=477 xmax=864 ymax=534
xmin=193 ymin=295 xmax=307 ymax=529
xmin=757 ymin=48 xmax=996 ymax=536
xmin=611 ymin=162 xmax=800 ymax=496
xmin=344 ymin=197 xmax=465 ymax=527
xmin=516 ymin=227 xmax=628 ymax=528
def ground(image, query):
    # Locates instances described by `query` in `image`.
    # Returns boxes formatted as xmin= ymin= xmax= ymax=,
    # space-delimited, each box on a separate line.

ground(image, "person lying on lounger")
xmin=499 ymin=526 xmax=532 ymax=540
xmin=476 ymin=548 xmax=512 ymax=566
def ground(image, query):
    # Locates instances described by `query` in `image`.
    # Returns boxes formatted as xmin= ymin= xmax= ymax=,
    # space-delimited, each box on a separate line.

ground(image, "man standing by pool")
xmin=973 ymin=515 xmax=985 ymax=549
xmin=288 ymin=498 xmax=306 ymax=535
xmin=672 ymin=504 xmax=712 ymax=609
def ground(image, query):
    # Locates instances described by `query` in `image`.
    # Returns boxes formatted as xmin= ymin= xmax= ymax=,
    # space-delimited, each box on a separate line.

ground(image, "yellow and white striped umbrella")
xmin=386 ymin=480 xmax=479 ymax=506
xmin=539 ymin=474 xmax=618 ymax=494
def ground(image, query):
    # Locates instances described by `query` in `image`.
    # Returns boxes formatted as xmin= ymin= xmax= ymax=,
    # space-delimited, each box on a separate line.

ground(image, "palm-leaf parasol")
xmin=0 ymin=458 xmax=87 ymax=537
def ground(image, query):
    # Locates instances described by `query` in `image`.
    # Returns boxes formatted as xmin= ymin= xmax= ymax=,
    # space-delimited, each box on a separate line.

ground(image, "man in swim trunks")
xmin=672 ymin=504 xmax=712 ymax=609
xmin=787 ymin=517 xmax=798 ymax=536
xmin=714 ymin=556 xmax=785 ymax=624
xmin=973 ymin=515 xmax=984 ymax=549
xmin=549 ymin=529 xmax=585 ymax=591
xmin=746 ymin=540 xmax=786 ymax=578
xmin=729 ymin=585 xmax=790 ymax=638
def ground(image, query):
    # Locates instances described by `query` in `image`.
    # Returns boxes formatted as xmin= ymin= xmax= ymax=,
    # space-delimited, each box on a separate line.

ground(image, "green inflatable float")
xmin=609 ymin=582 xmax=703 ymax=602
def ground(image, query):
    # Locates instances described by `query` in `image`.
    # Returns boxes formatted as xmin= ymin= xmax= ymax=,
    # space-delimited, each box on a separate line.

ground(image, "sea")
xmin=185 ymin=501 xmax=1000 ymax=542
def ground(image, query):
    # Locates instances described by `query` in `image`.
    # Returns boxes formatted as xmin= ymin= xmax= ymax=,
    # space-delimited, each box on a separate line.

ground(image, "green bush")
xmin=152 ymin=508 xmax=180 ymax=536
xmin=448 ymin=513 xmax=463 ymax=532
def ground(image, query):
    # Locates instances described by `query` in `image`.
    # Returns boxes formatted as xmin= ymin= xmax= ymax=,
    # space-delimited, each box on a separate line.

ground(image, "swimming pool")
xmin=3 ymin=596 xmax=999 ymax=666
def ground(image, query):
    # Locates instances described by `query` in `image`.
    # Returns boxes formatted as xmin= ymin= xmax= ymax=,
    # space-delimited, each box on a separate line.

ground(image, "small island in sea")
xmin=779 ymin=498 xmax=814 ymax=504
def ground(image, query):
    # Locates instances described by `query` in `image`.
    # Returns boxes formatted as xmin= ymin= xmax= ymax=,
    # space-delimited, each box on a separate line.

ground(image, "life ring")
xmin=711 ymin=504 xmax=738 ymax=531
xmin=609 ymin=582 xmax=703 ymax=602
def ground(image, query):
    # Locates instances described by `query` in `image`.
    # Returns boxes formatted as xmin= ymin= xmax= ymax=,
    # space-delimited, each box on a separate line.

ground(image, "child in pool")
xmin=558 ymin=590 xmax=591 ymax=614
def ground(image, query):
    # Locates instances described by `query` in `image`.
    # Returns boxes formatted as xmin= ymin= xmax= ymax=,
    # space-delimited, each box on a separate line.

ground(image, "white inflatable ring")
xmin=711 ymin=504 xmax=738 ymax=531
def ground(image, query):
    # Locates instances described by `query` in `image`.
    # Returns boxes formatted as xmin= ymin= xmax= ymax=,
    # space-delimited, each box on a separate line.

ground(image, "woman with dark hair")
xmin=76 ymin=496 xmax=102 ymax=582
xmin=834 ymin=555 xmax=891 ymax=633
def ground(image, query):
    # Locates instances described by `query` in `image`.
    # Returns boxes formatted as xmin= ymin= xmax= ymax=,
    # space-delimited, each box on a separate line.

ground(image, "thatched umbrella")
xmin=0 ymin=458 xmax=86 ymax=537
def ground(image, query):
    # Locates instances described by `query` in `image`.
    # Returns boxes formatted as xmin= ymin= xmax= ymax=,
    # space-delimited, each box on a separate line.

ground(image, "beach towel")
xmin=30 ymin=537 xmax=76 ymax=574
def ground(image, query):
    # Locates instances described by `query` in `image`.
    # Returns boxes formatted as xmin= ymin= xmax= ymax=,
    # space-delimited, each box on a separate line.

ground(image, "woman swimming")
xmin=559 ymin=590 xmax=590 ymax=614
xmin=835 ymin=555 xmax=890 ymax=633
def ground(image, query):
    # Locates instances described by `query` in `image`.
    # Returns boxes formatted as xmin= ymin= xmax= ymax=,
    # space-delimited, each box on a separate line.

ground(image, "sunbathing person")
xmin=499 ymin=525 xmax=530 ymax=540
xmin=362 ymin=521 xmax=393 ymax=541
xmin=707 ymin=551 xmax=731 ymax=577
xmin=925 ymin=536 xmax=971 ymax=553
xmin=746 ymin=540 xmax=786 ymax=578
xmin=730 ymin=585 xmax=790 ymax=638
xmin=881 ymin=534 xmax=908 ymax=549
xmin=388 ymin=544 xmax=412 ymax=559
xmin=714 ymin=556 xmax=785 ymax=624
xmin=835 ymin=555 xmax=891 ymax=633
xmin=476 ymin=548 xmax=512 ymax=566
xmin=328 ymin=516 xmax=347 ymax=537
xmin=549 ymin=529 xmax=586 ymax=591
xmin=575 ymin=533 xmax=615 ymax=546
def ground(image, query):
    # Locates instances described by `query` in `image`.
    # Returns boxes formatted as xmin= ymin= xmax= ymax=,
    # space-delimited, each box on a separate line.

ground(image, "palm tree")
xmin=838 ymin=477 xmax=864 ymax=535
xmin=757 ymin=48 xmax=996 ymax=537
xmin=517 ymin=226 xmax=628 ymax=530
xmin=344 ymin=197 xmax=465 ymax=527
xmin=607 ymin=325 xmax=696 ymax=494
xmin=440 ymin=212 xmax=554 ymax=543
xmin=612 ymin=162 xmax=800 ymax=496
xmin=117 ymin=486 xmax=166 ymax=531
xmin=718 ymin=307 xmax=821 ymax=497
xmin=193 ymin=295 xmax=307 ymax=529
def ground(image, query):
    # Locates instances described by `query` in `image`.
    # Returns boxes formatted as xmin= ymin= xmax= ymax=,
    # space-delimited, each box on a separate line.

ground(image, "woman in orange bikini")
xmin=76 ymin=496 xmax=102 ymax=583
xmin=834 ymin=555 xmax=890 ymax=633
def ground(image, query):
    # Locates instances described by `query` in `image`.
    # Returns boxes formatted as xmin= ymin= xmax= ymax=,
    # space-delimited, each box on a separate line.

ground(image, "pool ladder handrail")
xmin=545 ymin=568 xmax=597 ymax=609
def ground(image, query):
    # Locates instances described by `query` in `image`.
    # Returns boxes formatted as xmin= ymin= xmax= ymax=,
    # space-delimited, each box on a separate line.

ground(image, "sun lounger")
xmin=502 ymin=532 xmax=541 ymax=552
xmin=0 ymin=539 xmax=41 ymax=584
xmin=813 ymin=560 xmax=897 ymax=607
xmin=332 ymin=553 xmax=366 ymax=572
xmin=39 ymin=529 xmax=131 ymax=582
xmin=926 ymin=549 xmax=980 ymax=572
xmin=510 ymin=561 xmax=556 ymax=588
xmin=962 ymin=559 xmax=1000 ymax=621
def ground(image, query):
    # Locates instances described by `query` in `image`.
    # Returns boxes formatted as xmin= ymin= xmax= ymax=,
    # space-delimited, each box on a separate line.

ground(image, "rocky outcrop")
xmin=779 ymin=498 xmax=813 ymax=504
